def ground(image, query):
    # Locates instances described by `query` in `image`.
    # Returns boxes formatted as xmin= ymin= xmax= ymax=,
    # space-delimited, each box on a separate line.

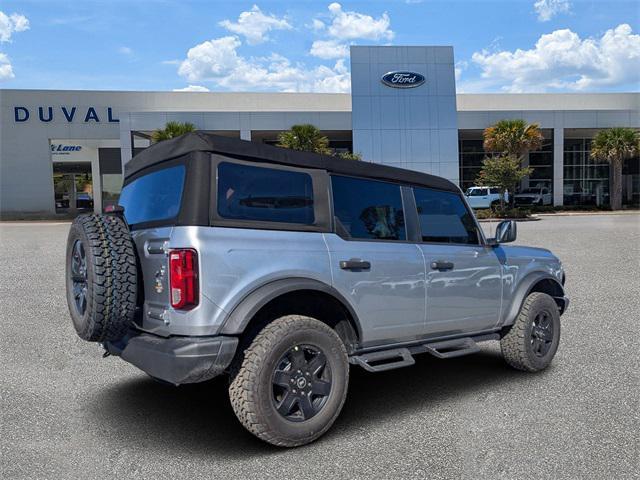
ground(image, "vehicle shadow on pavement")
xmin=90 ymin=347 xmax=524 ymax=457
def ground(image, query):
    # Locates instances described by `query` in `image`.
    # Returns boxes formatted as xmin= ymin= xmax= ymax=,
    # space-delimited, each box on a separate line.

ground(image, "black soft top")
xmin=125 ymin=132 xmax=459 ymax=193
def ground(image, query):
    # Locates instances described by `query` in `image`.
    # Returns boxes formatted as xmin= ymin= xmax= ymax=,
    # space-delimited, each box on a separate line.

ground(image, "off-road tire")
xmin=65 ymin=214 xmax=137 ymax=342
xmin=501 ymin=292 xmax=560 ymax=372
xmin=229 ymin=315 xmax=349 ymax=447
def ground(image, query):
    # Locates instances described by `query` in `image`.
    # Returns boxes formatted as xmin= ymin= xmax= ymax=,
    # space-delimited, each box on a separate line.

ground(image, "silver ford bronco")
xmin=66 ymin=133 xmax=568 ymax=447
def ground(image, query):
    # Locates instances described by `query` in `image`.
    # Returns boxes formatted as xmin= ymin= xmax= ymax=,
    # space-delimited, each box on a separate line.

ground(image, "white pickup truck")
xmin=465 ymin=186 xmax=507 ymax=209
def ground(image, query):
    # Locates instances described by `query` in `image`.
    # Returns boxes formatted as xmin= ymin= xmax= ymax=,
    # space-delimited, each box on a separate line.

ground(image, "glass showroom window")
xmin=563 ymin=138 xmax=610 ymax=206
xmin=528 ymin=134 xmax=554 ymax=194
xmin=459 ymin=131 xmax=553 ymax=195
xmin=458 ymin=136 xmax=486 ymax=191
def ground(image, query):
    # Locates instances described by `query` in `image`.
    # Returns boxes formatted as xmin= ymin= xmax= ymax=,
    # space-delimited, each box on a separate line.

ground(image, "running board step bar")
xmin=349 ymin=348 xmax=415 ymax=372
xmin=350 ymin=335 xmax=498 ymax=372
xmin=421 ymin=337 xmax=480 ymax=359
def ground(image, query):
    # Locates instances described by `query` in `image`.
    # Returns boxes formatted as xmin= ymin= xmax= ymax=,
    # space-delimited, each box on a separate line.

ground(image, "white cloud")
xmin=310 ymin=19 xmax=325 ymax=31
xmin=308 ymin=3 xmax=394 ymax=59
xmin=310 ymin=39 xmax=349 ymax=59
xmin=177 ymin=35 xmax=350 ymax=92
xmin=0 ymin=11 xmax=29 ymax=42
xmin=118 ymin=46 xmax=133 ymax=56
xmin=178 ymin=36 xmax=244 ymax=81
xmin=0 ymin=52 xmax=14 ymax=80
xmin=325 ymin=3 xmax=393 ymax=41
xmin=471 ymin=24 xmax=640 ymax=92
xmin=173 ymin=85 xmax=210 ymax=92
xmin=219 ymin=5 xmax=291 ymax=45
xmin=534 ymin=0 xmax=571 ymax=22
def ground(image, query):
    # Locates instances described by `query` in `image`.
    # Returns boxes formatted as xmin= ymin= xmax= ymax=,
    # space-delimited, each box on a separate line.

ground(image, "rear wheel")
xmin=500 ymin=292 xmax=560 ymax=372
xmin=229 ymin=315 xmax=349 ymax=447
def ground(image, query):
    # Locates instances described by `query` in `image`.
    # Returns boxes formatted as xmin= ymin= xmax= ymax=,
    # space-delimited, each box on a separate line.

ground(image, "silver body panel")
xmin=419 ymin=243 xmax=503 ymax=336
xmin=323 ymin=234 xmax=425 ymax=344
xmin=132 ymin=225 xmax=565 ymax=345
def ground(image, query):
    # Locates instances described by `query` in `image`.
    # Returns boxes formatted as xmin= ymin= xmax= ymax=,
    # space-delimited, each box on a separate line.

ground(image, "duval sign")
xmin=14 ymin=106 xmax=119 ymax=123
xmin=381 ymin=71 xmax=426 ymax=88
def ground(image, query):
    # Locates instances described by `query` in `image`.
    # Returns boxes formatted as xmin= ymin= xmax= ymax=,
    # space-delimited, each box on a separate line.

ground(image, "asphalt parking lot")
xmin=1 ymin=214 xmax=639 ymax=479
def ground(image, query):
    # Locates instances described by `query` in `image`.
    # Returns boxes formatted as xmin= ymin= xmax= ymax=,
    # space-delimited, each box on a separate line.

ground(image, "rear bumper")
xmin=105 ymin=332 xmax=239 ymax=385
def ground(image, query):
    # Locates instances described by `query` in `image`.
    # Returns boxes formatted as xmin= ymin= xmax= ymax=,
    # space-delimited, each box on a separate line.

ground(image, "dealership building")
xmin=1 ymin=45 xmax=638 ymax=217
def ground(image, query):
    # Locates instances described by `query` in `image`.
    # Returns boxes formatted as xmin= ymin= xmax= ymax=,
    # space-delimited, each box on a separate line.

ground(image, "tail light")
xmin=169 ymin=249 xmax=199 ymax=310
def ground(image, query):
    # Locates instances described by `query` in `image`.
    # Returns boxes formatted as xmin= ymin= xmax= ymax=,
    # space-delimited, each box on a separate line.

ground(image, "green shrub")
xmin=473 ymin=207 xmax=531 ymax=219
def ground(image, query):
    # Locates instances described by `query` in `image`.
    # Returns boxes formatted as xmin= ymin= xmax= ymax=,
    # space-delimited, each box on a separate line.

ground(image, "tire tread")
xmin=228 ymin=315 xmax=348 ymax=447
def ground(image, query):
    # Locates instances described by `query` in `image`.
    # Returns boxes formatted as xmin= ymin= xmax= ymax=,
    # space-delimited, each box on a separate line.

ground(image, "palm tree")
xmin=483 ymin=119 xmax=544 ymax=159
xmin=277 ymin=124 xmax=332 ymax=155
xmin=482 ymin=119 xmax=544 ymax=207
xmin=590 ymin=127 xmax=640 ymax=210
xmin=151 ymin=121 xmax=196 ymax=143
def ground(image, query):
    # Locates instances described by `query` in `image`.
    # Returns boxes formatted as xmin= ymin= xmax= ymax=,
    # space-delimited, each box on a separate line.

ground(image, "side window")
xmin=489 ymin=188 xmax=500 ymax=195
xmin=413 ymin=187 xmax=480 ymax=245
xmin=119 ymin=165 xmax=186 ymax=226
xmin=217 ymin=162 xmax=314 ymax=224
xmin=331 ymin=175 xmax=406 ymax=241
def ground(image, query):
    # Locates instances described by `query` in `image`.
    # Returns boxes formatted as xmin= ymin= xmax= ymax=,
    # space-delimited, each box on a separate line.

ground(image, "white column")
xmin=553 ymin=127 xmax=564 ymax=206
xmin=119 ymin=115 xmax=133 ymax=170
xmin=91 ymin=152 xmax=102 ymax=213
xmin=240 ymin=129 xmax=251 ymax=141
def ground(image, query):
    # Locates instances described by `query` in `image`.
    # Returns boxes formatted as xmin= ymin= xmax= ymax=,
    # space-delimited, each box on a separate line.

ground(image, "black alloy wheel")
xmin=530 ymin=310 xmax=554 ymax=357
xmin=272 ymin=344 xmax=332 ymax=422
xmin=70 ymin=239 xmax=88 ymax=316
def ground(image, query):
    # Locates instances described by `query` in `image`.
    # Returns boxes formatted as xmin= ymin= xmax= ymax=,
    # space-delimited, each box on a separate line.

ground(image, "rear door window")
xmin=119 ymin=165 xmax=186 ymax=226
xmin=217 ymin=162 xmax=314 ymax=224
xmin=331 ymin=175 xmax=406 ymax=241
xmin=413 ymin=187 xmax=479 ymax=244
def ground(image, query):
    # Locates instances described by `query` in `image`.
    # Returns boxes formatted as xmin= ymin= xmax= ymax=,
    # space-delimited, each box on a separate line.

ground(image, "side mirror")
xmin=488 ymin=219 xmax=517 ymax=246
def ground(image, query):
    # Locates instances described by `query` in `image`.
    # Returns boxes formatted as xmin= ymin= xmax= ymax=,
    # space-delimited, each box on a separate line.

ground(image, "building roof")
xmin=125 ymin=132 xmax=460 ymax=192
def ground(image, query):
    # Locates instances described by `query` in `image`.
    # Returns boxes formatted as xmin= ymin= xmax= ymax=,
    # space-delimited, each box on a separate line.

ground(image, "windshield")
xmin=465 ymin=188 xmax=486 ymax=196
xmin=520 ymin=188 xmax=539 ymax=194
xmin=119 ymin=165 xmax=186 ymax=225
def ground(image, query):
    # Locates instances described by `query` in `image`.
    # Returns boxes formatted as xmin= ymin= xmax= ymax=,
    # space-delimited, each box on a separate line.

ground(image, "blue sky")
xmin=0 ymin=0 xmax=638 ymax=93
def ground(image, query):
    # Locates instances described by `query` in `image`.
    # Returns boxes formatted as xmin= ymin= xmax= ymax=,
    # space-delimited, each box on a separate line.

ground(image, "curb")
xmin=535 ymin=211 xmax=640 ymax=217
xmin=478 ymin=217 xmax=540 ymax=223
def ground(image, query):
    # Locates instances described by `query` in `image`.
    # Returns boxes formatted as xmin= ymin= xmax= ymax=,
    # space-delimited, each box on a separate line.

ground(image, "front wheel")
xmin=229 ymin=315 xmax=349 ymax=447
xmin=500 ymin=292 xmax=561 ymax=372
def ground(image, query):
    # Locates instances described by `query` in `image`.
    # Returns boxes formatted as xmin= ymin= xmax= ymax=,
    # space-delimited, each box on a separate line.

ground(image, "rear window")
xmin=118 ymin=165 xmax=186 ymax=225
xmin=217 ymin=162 xmax=314 ymax=224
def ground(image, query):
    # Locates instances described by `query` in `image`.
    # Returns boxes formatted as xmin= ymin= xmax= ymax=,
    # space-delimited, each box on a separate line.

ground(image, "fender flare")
xmin=502 ymin=272 xmax=567 ymax=327
xmin=219 ymin=277 xmax=363 ymax=339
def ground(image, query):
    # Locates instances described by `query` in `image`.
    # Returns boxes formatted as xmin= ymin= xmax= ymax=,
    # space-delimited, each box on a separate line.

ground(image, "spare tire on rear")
xmin=65 ymin=214 xmax=137 ymax=342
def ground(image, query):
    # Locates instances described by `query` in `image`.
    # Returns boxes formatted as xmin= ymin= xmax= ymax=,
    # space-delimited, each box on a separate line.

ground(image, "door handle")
xmin=430 ymin=260 xmax=454 ymax=271
xmin=340 ymin=259 xmax=371 ymax=270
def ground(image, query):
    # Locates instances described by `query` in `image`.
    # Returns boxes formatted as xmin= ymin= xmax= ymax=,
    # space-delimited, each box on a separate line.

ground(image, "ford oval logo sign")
xmin=381 ymin=71 xmax=425 ymax=88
